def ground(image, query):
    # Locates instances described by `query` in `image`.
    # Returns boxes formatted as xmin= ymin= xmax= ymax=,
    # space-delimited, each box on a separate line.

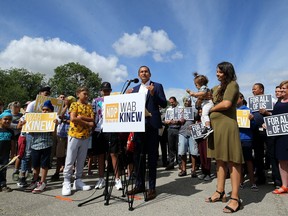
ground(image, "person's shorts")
xmin=31 ymin=147 xmax=52 ymax=168
xmin=178 ymin=134 xmax=198 ymax=156
xmin=91 ymin=132 xmax=121 ymax=155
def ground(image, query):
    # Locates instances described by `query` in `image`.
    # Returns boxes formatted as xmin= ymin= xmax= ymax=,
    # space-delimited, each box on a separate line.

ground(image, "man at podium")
xmin=127 ymin=66 xmax=167 ymax=201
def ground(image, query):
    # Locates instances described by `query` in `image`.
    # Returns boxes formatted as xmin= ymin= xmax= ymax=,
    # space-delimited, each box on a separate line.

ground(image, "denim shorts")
xmin=178 ymin=134 xmax=198 ymax=156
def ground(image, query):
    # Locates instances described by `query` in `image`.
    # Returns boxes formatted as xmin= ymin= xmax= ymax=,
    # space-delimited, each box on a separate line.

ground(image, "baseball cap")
xmin=100 ymin=82 xmax=112 ymax=91
xmin=42 ymin=100 xmax=54 ymax=111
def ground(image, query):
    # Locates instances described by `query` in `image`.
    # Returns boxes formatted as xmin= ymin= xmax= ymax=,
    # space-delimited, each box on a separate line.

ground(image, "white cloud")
xmin=112 ymin=26 xmax=183 ymax=62
xmin=171 ymin=51 xmax=183 ymax=60
xmin=0 ymin=36 xmax=128 ymax=84
xmin=165 ymin=88 xmax=188 ymax=106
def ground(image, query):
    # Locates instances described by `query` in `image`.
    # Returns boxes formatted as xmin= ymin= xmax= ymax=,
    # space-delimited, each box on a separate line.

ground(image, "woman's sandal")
xmin=205 ymin=190 xmax=226 ymax=203
xmin=272 ymin=185 xmax=288 ymax=194
xmin=223 ymin=197 xmax=241 ymax=213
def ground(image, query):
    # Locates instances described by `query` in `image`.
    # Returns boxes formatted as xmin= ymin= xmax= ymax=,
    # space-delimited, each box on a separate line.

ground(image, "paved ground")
xmin=1 ymin=161 xmax=288 ymax=216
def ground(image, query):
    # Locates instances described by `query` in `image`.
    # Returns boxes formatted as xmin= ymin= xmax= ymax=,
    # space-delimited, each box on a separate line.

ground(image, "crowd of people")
xmin=0 ymin=63 xmax=288 ymax=214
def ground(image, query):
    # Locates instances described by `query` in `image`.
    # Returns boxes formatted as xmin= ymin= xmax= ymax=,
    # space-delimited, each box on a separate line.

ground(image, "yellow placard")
xmin=237 ymin=110 xmax=250 ymax=128
xmin=34 ymin=95 xmax=64 ymax=115
xmin=22 ymin=113 xmax=57 ymax=132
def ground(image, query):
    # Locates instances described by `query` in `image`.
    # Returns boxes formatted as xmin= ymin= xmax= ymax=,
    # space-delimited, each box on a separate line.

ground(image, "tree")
xmin=0 ymin=68 xmax=46 ymax=106
xmin=48 ymin=62 xmax=102 ymax=99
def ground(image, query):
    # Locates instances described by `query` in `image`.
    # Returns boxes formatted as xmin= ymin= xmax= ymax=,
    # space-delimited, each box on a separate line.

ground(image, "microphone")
xmin=127 ymin=78 xmax=139 ymax=83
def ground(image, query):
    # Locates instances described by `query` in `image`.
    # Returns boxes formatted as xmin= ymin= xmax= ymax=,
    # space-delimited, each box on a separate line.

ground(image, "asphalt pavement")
xmin=1 ymin=160 xmax=288 ymax=216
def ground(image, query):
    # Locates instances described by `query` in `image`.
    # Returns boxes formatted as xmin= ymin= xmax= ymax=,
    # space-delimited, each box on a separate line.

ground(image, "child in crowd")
xmin=24 ymin=100 xmax=56 ymax=193
xmin=186 ymin=72 xmax=214 ymax=138
xmin=237 ymin=93 xmax=258 ymax=191
xmin=0 ymin=110 xmax=14 ymax=192
xmin=62 ymin=87 xmax=95 ymax=196
xmin=16 ymin=101 xmax=32 ymax=188
xmin=9 ymin=102 xmax=23 ymax=181
xmin=126 ymin=132 xmax=135 ymax=179
xmin=193 ymin=108 xmax=213 ymax=181
xmin=93 ymin=82 xmax=123 ymax=191
xmin=51 ymin=96 xmax=76 ymax=181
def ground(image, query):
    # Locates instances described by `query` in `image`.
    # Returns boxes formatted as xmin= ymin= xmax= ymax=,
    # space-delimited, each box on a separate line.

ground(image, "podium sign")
xmin=103 ymin=93 xmax=146 ymax=132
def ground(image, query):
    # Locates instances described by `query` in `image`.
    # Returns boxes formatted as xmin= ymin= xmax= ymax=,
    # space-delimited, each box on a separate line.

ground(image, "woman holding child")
xmin=206 ymin=62 xmax=244 ymax=213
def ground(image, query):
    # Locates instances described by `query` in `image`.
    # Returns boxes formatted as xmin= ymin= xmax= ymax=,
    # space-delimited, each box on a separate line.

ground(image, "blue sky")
xmin=1 ymin=0 xmax=288 ymax=102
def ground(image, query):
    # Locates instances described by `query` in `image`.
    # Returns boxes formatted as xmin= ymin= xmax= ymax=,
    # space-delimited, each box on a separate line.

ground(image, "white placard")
xmin=103 ymin=93 xmax=146 ymax=132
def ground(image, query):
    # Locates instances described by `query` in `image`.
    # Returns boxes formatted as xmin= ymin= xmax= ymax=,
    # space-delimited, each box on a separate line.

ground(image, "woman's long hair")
xmin=215 ymin=62 xmax=237 ymax=103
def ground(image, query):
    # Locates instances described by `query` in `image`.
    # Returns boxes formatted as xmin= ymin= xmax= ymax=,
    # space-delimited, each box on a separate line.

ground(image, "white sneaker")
xmin=32 ymin=182 xmax=46 ymax=193
xmin=95 ymin=178 xmax=105 ymax=189
xmin=62 ymin=182 xmax=71 ymax=196
xmin=115 ymin=178 xmax=123 ymax=190
xmin=203 ymin=128 xmax=214 ymax=139
xmin=204 ymin=175 xmax=212 ymax=181
xmin=198 ymin=174 xmax=206 ymax=180
xmin=73 ymin=179 xmax=91 ymax=191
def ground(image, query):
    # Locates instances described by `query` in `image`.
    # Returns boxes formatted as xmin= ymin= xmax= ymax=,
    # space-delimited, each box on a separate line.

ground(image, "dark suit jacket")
xmin=132 ymin=81 xmax=167 ymax=129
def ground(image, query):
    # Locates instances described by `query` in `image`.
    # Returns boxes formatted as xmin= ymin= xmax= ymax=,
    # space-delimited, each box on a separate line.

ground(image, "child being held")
xmin=0 ymin=110 xmax=14 ymax=192
xmin=186 ymin=72 xmax=214 ymax=138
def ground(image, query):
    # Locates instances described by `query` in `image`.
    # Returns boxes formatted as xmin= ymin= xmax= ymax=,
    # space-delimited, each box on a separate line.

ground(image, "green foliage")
xmin=0 ymin=62 xmax=102 ymax=107
xmin=48 ymin=62 xmax=102 ymax=99
xmin=0 ymin=68 xmax=46 ymax=107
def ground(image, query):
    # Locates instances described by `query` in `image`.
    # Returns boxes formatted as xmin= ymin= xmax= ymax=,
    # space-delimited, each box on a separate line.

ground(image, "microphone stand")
xmin=78 ymin=80 xmax=135 ymax=211
xmin=103 ymin=81 xmax=136 ymax=210
xmin=122 ymin=81 xmax=132 ymax=94
xmin=121 ymin=79 xmax=149 ymax=203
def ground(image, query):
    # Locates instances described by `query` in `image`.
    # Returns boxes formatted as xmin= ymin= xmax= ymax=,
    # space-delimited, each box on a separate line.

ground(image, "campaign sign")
xmin=22 ymin=113 xmax=57 ymax=132
xmin=165 ymin=107 xmax=194 ymax=120
xmin=165 ymin=108 xmax=174 ymax=120
xmin=248 ymin=95 xmax=273 ymax=111
xmin=264 ymin=113 xmax=288 ymax=136
xmin=174 ymin=106 xmax=184 ymax=120
xmin=103 ymin=93 xmax=145 ymax=132
xmin=237 ymin=110 xmax=250 ymax=128
xmin=190 ymin=122 xmax=205 ymax=139
xmin=34 ymin=95 xmax=64 ymax=115
xmin=183 ymin=107 xmax=194 ymax=120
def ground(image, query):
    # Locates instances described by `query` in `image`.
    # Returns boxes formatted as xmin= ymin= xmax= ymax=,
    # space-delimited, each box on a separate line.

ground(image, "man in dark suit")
xmin=128 ymin=65 xmax=167 ymax=201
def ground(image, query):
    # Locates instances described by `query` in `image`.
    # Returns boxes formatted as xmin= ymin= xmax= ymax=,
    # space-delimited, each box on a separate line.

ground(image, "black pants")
xmin=158 ymin=127 xmax=168 ymax=165
xmin=133 ymin=124 xmax=159 ymax=189
xmin=252 ymin=129 xmax=266 ymax=181
xmin=266 ymin=136 xmax=282 ymax=185
xmin=167 ymin=128 xmax=179 ymax=165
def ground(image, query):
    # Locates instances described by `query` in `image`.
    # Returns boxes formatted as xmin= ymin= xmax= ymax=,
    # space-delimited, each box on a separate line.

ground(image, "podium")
xmin=78 ymin=93 xmax=146 ymax=210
